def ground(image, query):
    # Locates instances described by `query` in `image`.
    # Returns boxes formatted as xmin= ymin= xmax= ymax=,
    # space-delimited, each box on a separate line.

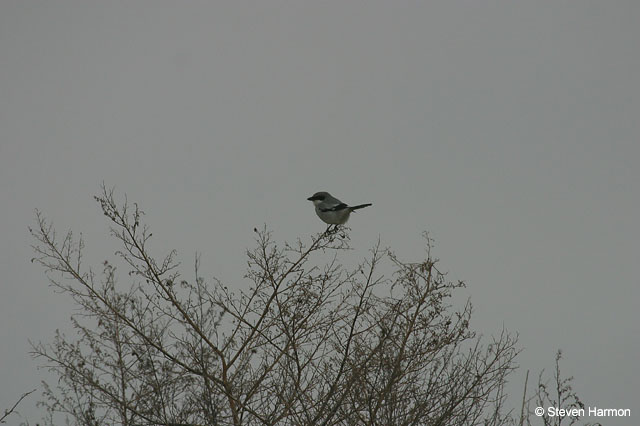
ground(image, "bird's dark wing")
xmin=320 ymin=203 xmax=349 ymax=212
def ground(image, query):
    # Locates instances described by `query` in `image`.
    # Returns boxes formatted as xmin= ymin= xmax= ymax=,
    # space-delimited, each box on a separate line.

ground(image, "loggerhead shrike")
xmin=307 ymin=191 xmax=372 ymax=225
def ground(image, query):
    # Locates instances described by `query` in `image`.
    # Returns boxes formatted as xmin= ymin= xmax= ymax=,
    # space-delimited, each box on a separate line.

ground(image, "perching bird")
xmin=307 ymin=191 xmax=372 ymax=225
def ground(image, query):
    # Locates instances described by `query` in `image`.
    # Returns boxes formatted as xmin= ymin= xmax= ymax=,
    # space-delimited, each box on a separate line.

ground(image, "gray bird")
xmin=307 ymin=191 xmax=372 ymax=225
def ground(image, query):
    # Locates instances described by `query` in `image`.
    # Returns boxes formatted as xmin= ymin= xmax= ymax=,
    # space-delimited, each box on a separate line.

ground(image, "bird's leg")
xmin=324 ymin=224 xmax=340 ymax=236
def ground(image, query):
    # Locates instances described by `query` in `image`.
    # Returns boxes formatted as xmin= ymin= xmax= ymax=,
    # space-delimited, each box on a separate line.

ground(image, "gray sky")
xmin=1 ymin=1 xmax=638 ymax=424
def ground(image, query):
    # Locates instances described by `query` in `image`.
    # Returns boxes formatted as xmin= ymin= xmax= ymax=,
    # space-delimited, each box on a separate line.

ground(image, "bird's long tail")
xmin=350 ymin=203 xmax=372 ymax=211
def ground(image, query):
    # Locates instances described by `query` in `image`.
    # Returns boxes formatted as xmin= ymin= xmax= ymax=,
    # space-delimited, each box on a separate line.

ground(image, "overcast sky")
xmin=1 ymin=1 xmax=638 ymax=424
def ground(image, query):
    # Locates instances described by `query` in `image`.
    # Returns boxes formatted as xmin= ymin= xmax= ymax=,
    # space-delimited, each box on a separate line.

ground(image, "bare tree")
xmin=30 ymin=185 xmax=521 ymax=426
xmin=525 ymin=351 xmax=601 ymax=426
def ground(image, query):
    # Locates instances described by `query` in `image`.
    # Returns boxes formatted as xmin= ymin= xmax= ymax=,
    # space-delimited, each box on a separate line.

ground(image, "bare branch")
xmin=0 ymin=389 xmax=36 ymax=424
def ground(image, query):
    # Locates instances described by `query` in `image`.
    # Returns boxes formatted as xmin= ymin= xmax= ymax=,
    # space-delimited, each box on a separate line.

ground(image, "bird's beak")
xmin=307 ymin=196 xmax=316 ymax=201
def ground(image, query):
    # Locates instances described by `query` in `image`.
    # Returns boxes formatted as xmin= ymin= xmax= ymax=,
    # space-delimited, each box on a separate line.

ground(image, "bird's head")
xmin=307 ymin=192 xmax=330 ymax=205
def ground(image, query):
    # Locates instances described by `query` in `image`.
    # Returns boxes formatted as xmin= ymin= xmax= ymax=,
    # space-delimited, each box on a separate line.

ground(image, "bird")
xmin=307 ymin=191 xmax=372 ymax=225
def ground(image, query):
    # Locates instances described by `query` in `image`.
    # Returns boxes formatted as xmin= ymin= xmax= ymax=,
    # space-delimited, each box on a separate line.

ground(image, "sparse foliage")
xmin=30 ymin=186 xmax=530 ymax=425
